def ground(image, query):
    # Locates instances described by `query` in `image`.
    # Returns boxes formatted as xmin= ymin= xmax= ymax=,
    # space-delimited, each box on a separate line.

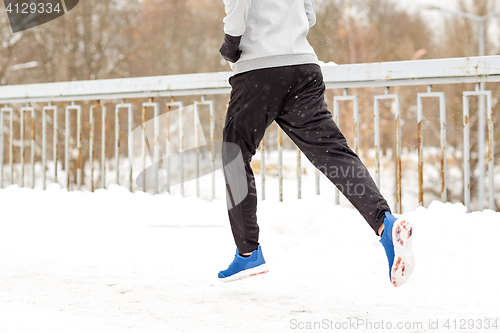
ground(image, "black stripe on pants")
xmin=222 ymin=64 xmax=390 ymax=253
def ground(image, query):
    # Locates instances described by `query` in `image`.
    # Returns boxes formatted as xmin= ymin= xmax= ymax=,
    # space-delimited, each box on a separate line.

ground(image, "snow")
xmin=0 ymin=185 xmax=499 ymax=333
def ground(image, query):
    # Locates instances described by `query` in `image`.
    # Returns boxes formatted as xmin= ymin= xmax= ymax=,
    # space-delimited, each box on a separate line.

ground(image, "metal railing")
xmin=0 ymin=56 xmax=499 ymax=212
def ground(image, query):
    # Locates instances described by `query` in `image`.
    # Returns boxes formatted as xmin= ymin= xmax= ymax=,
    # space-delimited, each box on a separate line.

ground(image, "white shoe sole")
xmin=391 ymin=218 xmax=415 ymax=287
xmin=218 ymin=263 xmax=269 ymax=282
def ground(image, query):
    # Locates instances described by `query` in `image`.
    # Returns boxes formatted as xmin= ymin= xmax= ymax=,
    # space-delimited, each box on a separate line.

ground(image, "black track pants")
xmin=222 ymin=64 xmax=390 ymax=253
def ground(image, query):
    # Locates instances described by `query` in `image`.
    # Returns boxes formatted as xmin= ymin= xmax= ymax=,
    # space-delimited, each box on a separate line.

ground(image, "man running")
xmin=218 ymin=0 xmax=415 ymax=287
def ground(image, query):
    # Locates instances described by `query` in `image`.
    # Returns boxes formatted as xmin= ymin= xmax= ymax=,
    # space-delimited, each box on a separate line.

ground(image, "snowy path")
xmin=0 ymin=185 xmax=499 ymax=332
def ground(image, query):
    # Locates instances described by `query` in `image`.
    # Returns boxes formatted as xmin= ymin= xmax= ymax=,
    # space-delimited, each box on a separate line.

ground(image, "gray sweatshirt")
xmin=222 ymin=0 xmax=319 ymax=74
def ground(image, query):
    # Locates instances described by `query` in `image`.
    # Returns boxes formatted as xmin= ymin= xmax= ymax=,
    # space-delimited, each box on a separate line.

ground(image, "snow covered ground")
xmin=0 ymin=185 xmax=499 ymax=333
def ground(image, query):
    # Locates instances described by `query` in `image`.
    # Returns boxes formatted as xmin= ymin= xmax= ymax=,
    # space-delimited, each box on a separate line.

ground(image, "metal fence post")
xmin=374 ymin=90 xmax=402 ymax=214
xmin=194 ymin=101 xmax=200 ymax=197
xmin=20 ymin=106 xmax=35 ymax=188
xmin=42 ymin=104 xmax=57 ymax=190
xmin=90 ymin=102 xmax=107 ymax=192
xmin=115 ymin=102 xmax=133 ymax=188
xmin=195 ymin=97 xmax=216 ymax=200
xmin=463 ymin=90 xmax=494 ymax=211
xmin=333 ymin=89 xmax=360 ymax=205
xmin=64 ymin=102 xmax=82 ymax=190
xmin=141 ymin=99 xmax=159 ymax=194
xmin=167 ymin=100 xmax=184 ymax=196
xmin=0 ymin=106 xmax=13 ymax=189
xmin=487 ymin=92 xmax=495 ymax=210
xmin=101 ymin=104 xmax=107 ymax=189
xmin=416 ymin=89 xmax=446 ymax=206
xmin=463 ymin=95 xmax=470 ymax=212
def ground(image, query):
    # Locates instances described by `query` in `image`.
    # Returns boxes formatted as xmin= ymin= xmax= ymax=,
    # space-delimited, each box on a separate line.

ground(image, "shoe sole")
xmin=218 ymin=263 xmax=269 ymax=282
xmin=391 ymin=218 xmax=415 ymax=287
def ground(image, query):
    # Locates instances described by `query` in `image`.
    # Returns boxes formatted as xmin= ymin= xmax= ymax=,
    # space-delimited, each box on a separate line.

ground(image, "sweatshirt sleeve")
xmin=304 ymin=0 xmax=316 ymax=28
xmin=223 ymin=0 xmax=252 ymax=36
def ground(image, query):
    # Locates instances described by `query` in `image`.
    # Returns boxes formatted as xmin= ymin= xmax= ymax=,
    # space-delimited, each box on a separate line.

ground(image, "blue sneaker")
xmin=379 ymin=211 xmax=415 ymax=287
xmin=218 ymin=246 xmax=269 ymax=282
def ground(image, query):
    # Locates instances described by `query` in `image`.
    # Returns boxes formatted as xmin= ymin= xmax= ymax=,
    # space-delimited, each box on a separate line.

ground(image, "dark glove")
xmin=219 ymin=34 xmax=242 ymax=63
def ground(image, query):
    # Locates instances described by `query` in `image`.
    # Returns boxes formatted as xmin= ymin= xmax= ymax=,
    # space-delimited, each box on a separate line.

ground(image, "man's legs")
xmin=222 ymin=67 xmax=296 ymax=254
xmin=275 ymin=64 xmax=390 ymax=234
xmin=220 ymin=64 xmax=414 ymax=285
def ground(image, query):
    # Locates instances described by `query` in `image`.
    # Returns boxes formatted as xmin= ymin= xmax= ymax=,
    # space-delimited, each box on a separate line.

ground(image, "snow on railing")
xmin=0 ymin=56 xmax=499 ymax=212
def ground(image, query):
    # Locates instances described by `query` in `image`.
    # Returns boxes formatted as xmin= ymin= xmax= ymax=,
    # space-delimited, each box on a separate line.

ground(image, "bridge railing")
xmin=0 ymin=56 xmax=499 ymax=212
